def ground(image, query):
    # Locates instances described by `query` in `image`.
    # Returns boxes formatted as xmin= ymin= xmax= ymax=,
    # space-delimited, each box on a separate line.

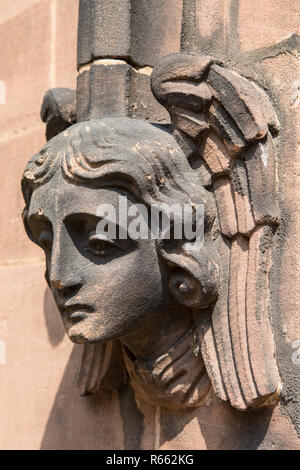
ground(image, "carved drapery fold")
xmin=77 ymin=341 xmax=127 ymax=395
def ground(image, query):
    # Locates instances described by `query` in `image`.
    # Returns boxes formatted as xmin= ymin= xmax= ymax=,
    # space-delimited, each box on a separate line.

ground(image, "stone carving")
xmin=21 ymin=53 xmax=281 ymax=411
xmin=41 ymin=88 xmax=76 ymax=141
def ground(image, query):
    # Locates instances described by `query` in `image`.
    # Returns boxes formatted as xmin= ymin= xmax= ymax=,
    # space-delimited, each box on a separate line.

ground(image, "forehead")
xmin=28 ymin=170 xmax=135 ymax=221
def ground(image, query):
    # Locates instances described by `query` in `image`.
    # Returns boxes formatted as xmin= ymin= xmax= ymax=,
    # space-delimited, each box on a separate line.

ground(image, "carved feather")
xmin=151 ymin=53 xmax=281 ymax=410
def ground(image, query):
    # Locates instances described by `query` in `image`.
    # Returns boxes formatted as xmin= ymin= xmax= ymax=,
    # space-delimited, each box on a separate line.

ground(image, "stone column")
xmin=76 ymin=0 xmax=184 ymax=123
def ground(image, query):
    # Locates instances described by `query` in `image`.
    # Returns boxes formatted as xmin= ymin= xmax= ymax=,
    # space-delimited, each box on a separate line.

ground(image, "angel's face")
xmin=27 ymin=170 xmax=173 ymax=344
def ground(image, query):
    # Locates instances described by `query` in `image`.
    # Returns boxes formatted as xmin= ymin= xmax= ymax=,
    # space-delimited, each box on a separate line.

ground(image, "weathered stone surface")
xmin=77 ymin=63 xmax=169 ymax=123
xmin=129 ymin=68 xmax=169 ymax=123
xmin=76 ymin=69 xmax=91 ymax=123
xmin=151 ymin=51 xmax=281 ymax=171
xmin=151 ymin=54 xmax=214 ymax=110
xmin=228 ymin=235 xmax=258 ymax=405
xmin=129 ymin=0 xmax=183 ymax=67
xmin=245 ymin=133 xmax=279 ymax=224
xmin=0 ymin=0 xmax=298 ymax=451
xmin=21 ymin=117 xmax=218 ymax=415
xmin=123 ymin=328 xmax=211 ymax=409
xmin=246 ymin=226 xmax=281 ymax=399
xmin=77 ymin=0 xmax=182 ymax=68
xmin=213 ymin=176 xmax=238 ymax=238
xmin=195 ymin=0 xmax=224 ymax=41
xmin=151 ymin=52 xmax=283 ymax=414
xmin=158 ymin=394 xmax=300 ymax=450
xmin=30 ymin=51 xmax=282 ymax=419
xmin=199 ymin=131 xmax=231 ymax=174
xmin=77 ymin=0 xmax=131 ymax=66
xmin=77 ymin=341 xmax=127 ymax=395
xmin=208 ymin=64 xmax=272 ymax=141
xmin=77 ymin=63 xmax=131 ymax=120
xmin=41 ymin=88 xmax=76 ymax=140
xmin=238 ymin=0 xmax=300 ymax=52
xmin=195 ymin=236 xmax=231 ymax=404
xmin=208 ymin=100 xmax=247 ymax=154
xmin=180 ymin=0 xmax=226 ymax=59
xmin=231 ymin=159 xmax=256 ymax=235
xmin=261 ymin=52 xmax=300 ymax=436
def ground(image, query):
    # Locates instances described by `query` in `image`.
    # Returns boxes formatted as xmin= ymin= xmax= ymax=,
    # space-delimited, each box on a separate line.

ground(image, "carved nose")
xmin=50 ymin=277 xmax=83 ymax=291
xmin=49 ymin=234 xmax=83 ymax=292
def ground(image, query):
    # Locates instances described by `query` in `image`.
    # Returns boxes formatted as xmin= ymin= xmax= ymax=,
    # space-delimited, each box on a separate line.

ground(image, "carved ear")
xmin=169 ymin=270 xmax=213 ymax=309
xmin=151 ymin=53 xmax=281 ymax=410
xmin=158 ymin=238 xmax=219 ymax=310
xmin=41 ymin=88 xmax=76 ymax=141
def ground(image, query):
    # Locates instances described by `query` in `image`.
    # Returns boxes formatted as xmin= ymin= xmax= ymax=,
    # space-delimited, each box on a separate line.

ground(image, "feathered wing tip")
xmin=151 ymin=53 xmax=282 ymax=410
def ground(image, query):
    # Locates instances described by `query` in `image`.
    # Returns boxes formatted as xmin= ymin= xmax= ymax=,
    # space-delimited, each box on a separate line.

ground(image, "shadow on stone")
xmin=43 ymin=287 xmax=65 ymax=347
xmin=40 ymin=344 xmax=145 ymax=450
xmin=158 ymin=394 xmax=273 ymax=450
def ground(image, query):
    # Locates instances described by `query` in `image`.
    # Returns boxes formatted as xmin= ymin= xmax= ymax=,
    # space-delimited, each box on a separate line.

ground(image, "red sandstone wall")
xmin=0 ymin=0 xmax=299 ymax=450
xmin=0 ymin=0 xmax=79 ymax=450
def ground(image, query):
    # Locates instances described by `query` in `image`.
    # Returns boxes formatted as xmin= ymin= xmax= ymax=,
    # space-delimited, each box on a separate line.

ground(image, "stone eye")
xmin=87 ymin=234 xmax=119 ymax=256
xmin=38 ymin=229 xmax=53 ymax=251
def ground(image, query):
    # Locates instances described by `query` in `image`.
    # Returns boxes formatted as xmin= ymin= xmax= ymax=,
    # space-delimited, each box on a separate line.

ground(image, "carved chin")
xmin=67 ymin=324 xmax=90 ymax=344
xmin=65 ymin=319 xmax=105 ymax=344
xmin=65 ymin=319 xmax=121 ymax=344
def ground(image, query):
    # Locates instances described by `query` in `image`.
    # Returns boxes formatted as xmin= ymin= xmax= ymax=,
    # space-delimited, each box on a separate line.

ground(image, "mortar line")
xmin=0 ymin=257 xmax=44 ymax=267
xmin=78 ymin=58 xmax=153 ymax=76
xmin=0 ymin=123 xmax=44 ymax=145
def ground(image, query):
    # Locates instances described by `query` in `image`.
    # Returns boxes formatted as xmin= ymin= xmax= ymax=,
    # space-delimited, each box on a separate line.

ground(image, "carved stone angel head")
xmin=21 ymin=54 xmax=282 ymax=411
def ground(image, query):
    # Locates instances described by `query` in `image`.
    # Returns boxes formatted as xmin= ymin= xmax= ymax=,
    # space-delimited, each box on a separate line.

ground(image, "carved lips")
xmin=61 ymin=303 xmax=94 ymax=320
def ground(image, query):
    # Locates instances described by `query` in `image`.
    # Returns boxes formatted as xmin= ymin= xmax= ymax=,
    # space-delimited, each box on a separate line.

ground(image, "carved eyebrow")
xmin=63 ymin=211 xmax=129 ymax=225
xmin=28 ymin=208 xmax=49 ymax=219
xmin=63 ymin=212 xmax=122 ymax=236
xmin=63 ymin=212 xmax=110 ymax=225
xmin=63 ymin=212 xmax=138 ymax=247
xmin=28 ymin=211 xmax=51 ymax=226
xmin=63 ymin=211 xmax=105 ymax=221
xmin=26 ymin=212 xmax=53 ymax=246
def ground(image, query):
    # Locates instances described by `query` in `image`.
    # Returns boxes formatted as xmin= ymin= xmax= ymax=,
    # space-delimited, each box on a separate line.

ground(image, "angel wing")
xmin=151 ymin=53 xmax=281 ymax=410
